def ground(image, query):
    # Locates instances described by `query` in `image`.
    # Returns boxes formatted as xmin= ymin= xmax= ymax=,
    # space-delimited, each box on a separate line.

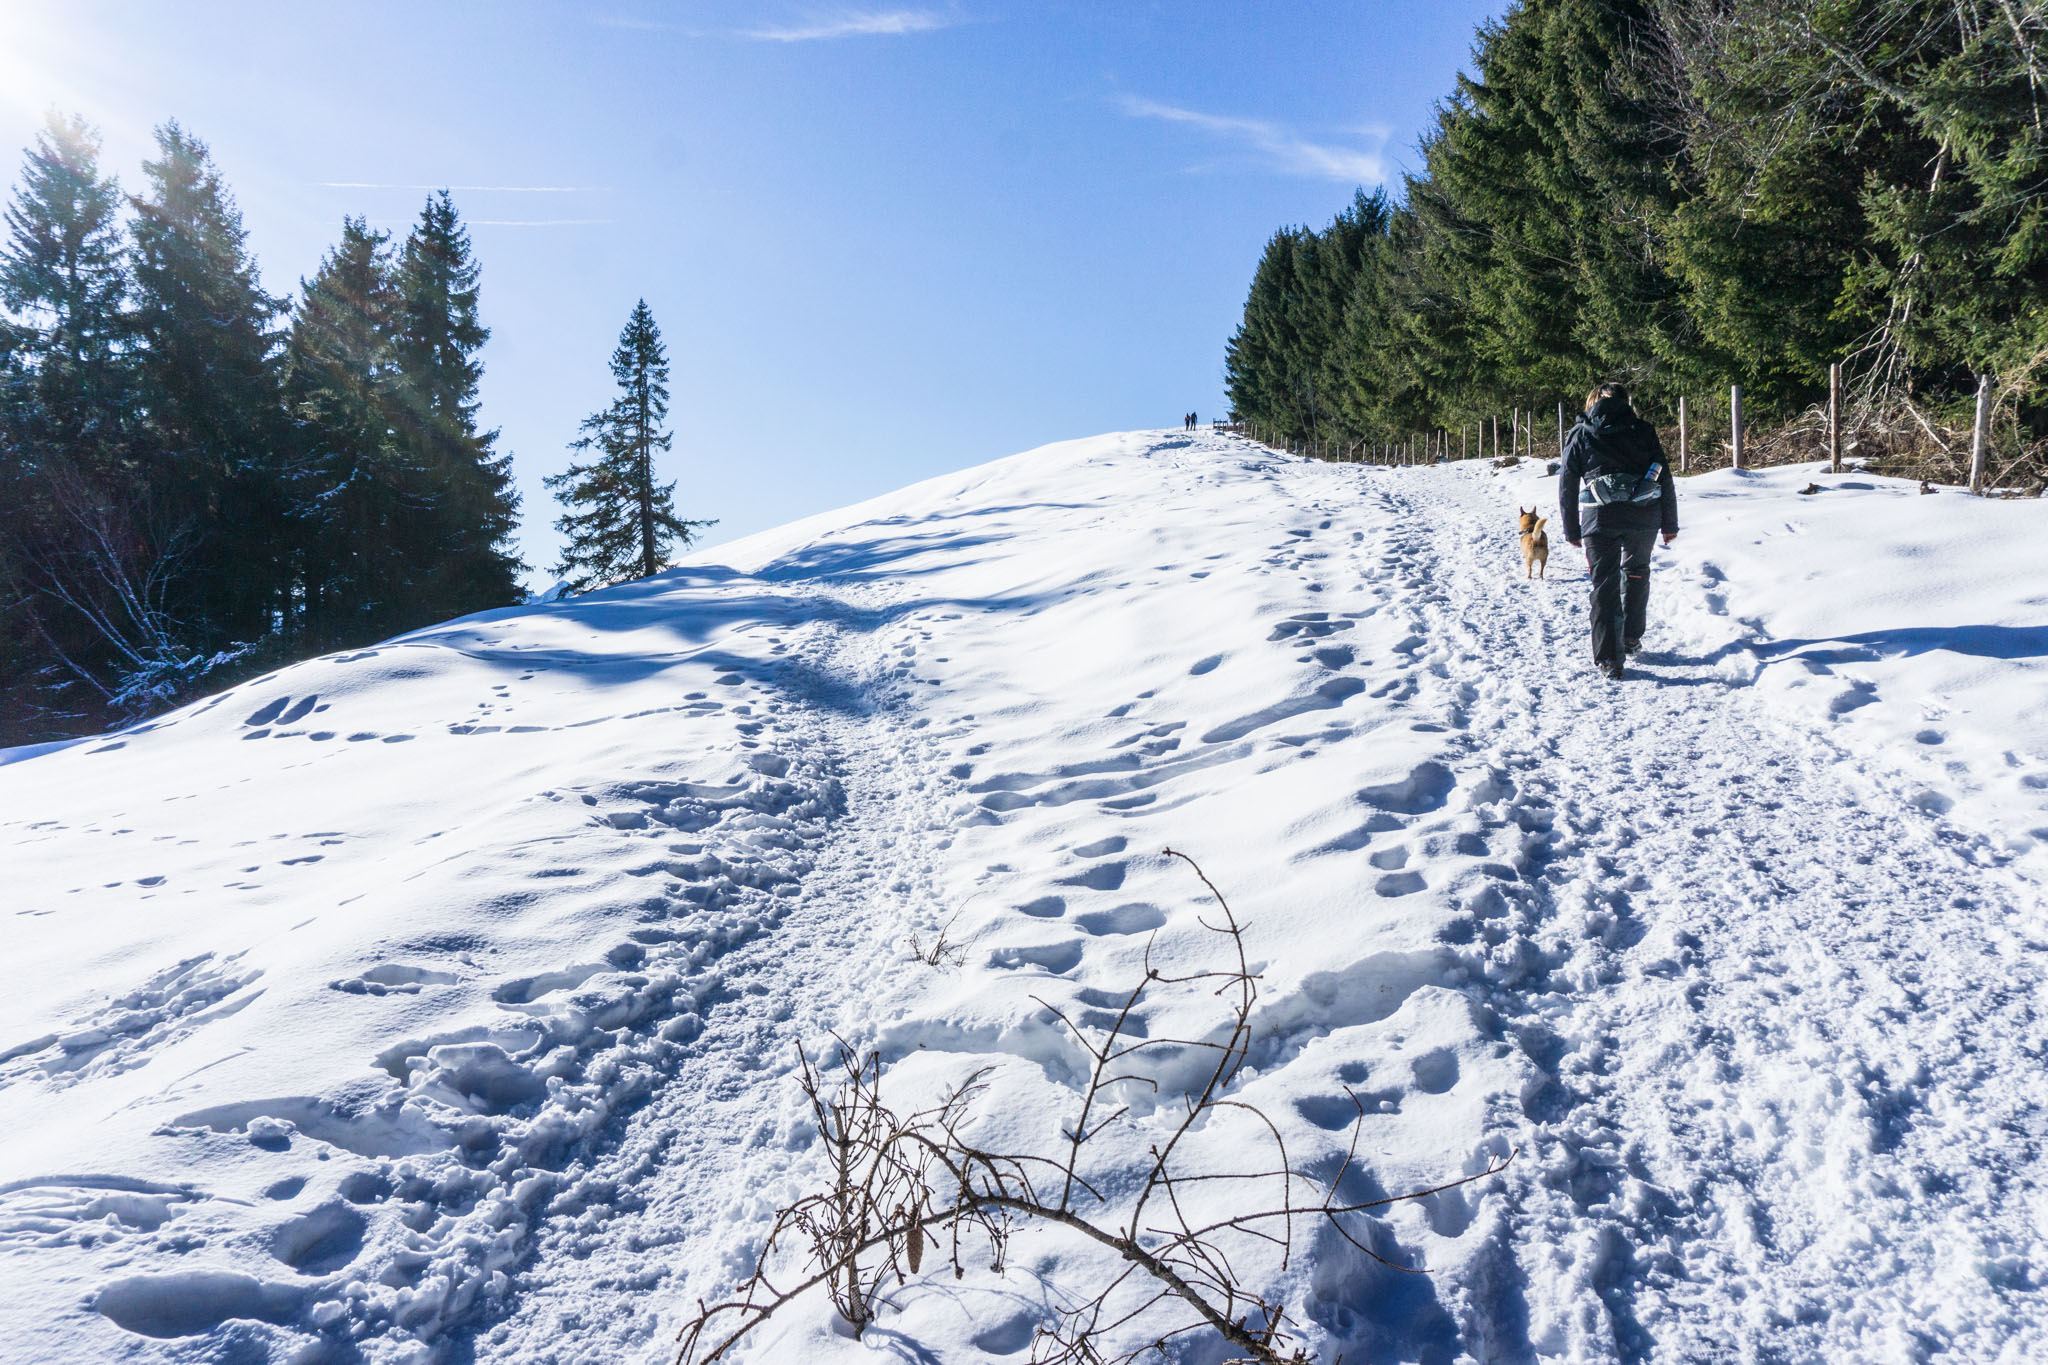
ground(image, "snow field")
xmin=1 ymin=430 xmax=2044 ymax=1362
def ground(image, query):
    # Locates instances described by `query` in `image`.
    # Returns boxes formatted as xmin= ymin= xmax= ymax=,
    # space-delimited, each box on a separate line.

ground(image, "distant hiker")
xmin=1559 ymin=382 xmax=1677 ymax=679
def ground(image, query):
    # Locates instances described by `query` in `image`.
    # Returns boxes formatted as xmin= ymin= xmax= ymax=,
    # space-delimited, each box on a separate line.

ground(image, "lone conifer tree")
xmin=546 ymin=300 xmax=712 ymax=592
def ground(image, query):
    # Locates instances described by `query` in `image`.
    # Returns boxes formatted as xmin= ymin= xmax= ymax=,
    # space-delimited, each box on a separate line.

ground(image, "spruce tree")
xmin=1224 ymin=228 xmax=1308 ymax=437
xmin=1224 ymin=0 xmax=2048 ymax=441
xmin=0 ymin=112 xmax=132 ymax=480
xmin=0 ymin=112 xmax=140 ymax=732
xmin=283 ymin=216 xmax=404 ymax=641
xmin=546 ymin=299 xmax=712 ymax=593
xmin=129 ymin=120 xmax=287 ymax=643
xmin=391 ymin=191 xmax=522 ymax=617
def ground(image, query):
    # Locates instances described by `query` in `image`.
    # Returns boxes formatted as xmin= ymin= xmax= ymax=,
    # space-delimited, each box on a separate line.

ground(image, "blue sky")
xmin=0 ymin=1 xmax=1504 ymax=582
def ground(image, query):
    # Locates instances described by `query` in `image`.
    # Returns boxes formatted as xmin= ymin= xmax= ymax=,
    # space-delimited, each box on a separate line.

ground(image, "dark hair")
xmin=1583 ymin=382 xmax=1630 ymax=414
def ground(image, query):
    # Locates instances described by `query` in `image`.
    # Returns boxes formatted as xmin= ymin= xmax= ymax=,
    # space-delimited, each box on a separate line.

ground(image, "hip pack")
xmin=1584 ymin=462 xmax=1662 ymax=505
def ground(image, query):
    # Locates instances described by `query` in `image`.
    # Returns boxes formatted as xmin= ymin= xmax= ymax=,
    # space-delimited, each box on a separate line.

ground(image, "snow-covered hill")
xmin=3 ymin=430 xmax=2046 ymax=1363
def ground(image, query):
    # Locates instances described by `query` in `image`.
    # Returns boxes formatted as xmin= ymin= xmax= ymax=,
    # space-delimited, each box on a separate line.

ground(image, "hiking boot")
xmin=1605 ymin=658 xmax=1626 ymax=681
xmin=1624 ymin=638 xmax=1642 ymax=657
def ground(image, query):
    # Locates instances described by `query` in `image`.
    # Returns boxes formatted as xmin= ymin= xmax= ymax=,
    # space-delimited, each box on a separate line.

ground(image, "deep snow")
xmin=2 ymin=430 xmax=2045 ymax=1363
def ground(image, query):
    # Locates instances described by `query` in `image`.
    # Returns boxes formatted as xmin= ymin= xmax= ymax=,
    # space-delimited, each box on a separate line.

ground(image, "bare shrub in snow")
xmin=673 ymin=850 xmax=1514 ymax=1364
xmin=905 ymin=910 xmax=968 ymax=969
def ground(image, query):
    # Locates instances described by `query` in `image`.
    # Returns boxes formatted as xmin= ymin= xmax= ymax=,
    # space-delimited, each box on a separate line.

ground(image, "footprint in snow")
xmin=990 ymin=940 xmax=1084 ymax=974
xmin=269 ymin=1203 xmax=366 ymax=1275
xmin=1057 ymin=860 xmax=1127 ymax=892
xmin=1072 ymin=902 xmax=1166 ymax=936
xmin=1410 ymin=1048 xmax=1459 ymax=1094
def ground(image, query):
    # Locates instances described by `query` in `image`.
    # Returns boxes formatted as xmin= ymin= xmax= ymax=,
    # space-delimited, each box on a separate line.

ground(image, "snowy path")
xmin=4 ymin=430 xmax=2044 ymax=1362
xmin=492 ymin=438 xmax=2048 ymax=1362
xmin=478 ymin=577 xmax=959 ymax=1359
xmin=1376 ymin=471 xmax=2048 ymax=1359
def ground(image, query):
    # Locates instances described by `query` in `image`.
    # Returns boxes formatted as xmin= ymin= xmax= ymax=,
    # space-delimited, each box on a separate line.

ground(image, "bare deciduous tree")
xmin=3 ymin=464 xmax=197 ymax=711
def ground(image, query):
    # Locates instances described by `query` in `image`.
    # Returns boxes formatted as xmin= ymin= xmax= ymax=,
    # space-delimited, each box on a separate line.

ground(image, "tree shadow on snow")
xmin=374 ymin=518 xmax=1061 ymax=688
xmin=1299 ymin=1158 xmax=1463 ymax=1364
xmin=1752 ymin=623 xmax=2048 ymax=662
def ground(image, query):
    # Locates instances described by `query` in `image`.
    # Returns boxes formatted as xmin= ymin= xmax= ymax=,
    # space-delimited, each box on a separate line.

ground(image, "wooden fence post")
xmin=1678 ymin=395 xmax=1689 ymax=475
xmin=1828 ymin=361 xmax=1842 ymax=474
xmin=1730 ymin=384 xmax=1745 ymax=470
xmin=1969 ymin=374 xmax=1991 ymax=493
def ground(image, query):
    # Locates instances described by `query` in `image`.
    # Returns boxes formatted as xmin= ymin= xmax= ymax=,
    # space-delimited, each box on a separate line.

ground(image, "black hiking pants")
xmin=1585 ymin=529 xmax=1656 ymax=665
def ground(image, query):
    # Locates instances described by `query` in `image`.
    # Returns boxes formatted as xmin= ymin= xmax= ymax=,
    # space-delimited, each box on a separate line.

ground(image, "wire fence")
xmin=1216 ymin=373 xmax=2048 ymax=498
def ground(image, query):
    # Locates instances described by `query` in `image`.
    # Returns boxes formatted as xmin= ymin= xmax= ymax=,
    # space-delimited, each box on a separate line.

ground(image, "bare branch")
xmin=672 ymin=852 xmax=1513 ymax=1365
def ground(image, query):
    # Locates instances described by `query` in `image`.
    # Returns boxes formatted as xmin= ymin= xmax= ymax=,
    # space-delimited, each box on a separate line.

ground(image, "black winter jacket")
xmin=1558 ymin=395 xmax=1678 ymax=541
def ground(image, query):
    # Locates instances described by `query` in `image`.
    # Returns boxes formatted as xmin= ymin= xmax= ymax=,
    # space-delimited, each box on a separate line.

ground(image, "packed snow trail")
xmin=1 ymin=430 xmax=2044 ymax=1362
xmin=1373 ymin=470 xmax=2048 ymax=1359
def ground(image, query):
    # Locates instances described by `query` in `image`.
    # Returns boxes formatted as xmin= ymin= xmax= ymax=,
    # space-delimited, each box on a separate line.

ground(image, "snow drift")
xmin=2 ymin=430 xmax=2044 ymax=1362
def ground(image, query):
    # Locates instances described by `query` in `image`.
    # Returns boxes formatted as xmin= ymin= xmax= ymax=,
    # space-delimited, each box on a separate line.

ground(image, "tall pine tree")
xmin=129 ymin=120 xmax=287 ymax=644
xmin=0 ymin=112 xmax=143 ymax=733
xmin=546 ymin=300 xmax=712 ymax=593
xmin=283 ymin=216 xmax=405 ymax=642
xmin=1 ymin=112 xmax=132 ymax=481
xmin=391 ymin=191 xmax=522 ymax=619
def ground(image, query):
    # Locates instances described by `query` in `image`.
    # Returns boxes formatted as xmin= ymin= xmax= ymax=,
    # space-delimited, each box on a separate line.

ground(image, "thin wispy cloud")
xmin=1118 ymin=95 xmax=1387 ymax=185
xmin=317 ymin=181 xmax=607 ymax=194
xmin=364 ymin=217 xmax=612 ymax=229
xmin=743 ymin=9 xmax=955 ymax=42
xmin=468 ymin=218 xmax=614 ymax=228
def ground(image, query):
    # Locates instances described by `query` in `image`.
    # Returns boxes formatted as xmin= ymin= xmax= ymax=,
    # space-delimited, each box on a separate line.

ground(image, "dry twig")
xmin=673 ymin=851 xmax=1515 ymax=1365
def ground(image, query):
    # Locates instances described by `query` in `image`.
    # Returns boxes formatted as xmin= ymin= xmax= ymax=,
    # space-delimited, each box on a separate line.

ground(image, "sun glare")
xmin=0 ymin=3 xmax=81 ymax=123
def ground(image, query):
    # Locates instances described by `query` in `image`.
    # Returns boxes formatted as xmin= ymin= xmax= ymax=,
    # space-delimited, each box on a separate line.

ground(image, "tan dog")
xmin=1518 ymin=508 xmax=1549 ymax=579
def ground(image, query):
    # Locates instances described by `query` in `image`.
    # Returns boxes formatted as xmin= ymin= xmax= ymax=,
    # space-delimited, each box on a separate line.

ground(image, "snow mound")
xmin=3 ymin=431 xmax=2045 ymax=1362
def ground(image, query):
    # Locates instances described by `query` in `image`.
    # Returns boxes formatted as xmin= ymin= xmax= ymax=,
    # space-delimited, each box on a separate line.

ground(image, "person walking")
xmin=1558 ymin=382 xmax=1677 ymax=679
